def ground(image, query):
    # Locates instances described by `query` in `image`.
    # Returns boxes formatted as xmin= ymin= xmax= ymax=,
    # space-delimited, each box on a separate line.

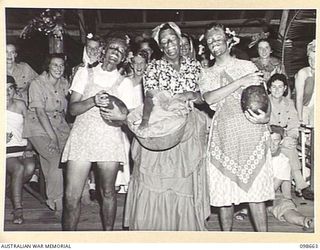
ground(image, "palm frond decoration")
xmin=281 ymin=10 xmax=316 ymax=78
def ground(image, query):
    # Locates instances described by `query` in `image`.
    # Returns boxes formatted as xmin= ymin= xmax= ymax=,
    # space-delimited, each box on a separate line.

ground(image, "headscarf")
xmin=152 ymin=22 xmax=182 ymax=45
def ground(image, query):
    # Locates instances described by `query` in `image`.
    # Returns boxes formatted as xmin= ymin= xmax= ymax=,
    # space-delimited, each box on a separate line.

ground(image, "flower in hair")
xmin=198 ymin=44 xmax=205 ymax=55
xmin=125 ymin=35 xmax=131 ymax=45
xmin=224 ymin=27 xmax=240 ymax=49
xmin=87 ymin=33 xmax=93 ymax=39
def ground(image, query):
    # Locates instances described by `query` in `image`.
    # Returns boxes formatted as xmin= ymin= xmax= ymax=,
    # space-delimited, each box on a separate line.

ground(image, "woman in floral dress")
xmin=199 ymin=23 xmax=274 ymax=231
xmin=62 ymin=32 xmax=134 ymax=231
xmin=124 ymin=22 xmax=210 ymax=231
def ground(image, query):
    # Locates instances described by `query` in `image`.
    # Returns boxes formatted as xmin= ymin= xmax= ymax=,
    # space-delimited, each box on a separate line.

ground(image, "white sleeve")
xmin=69 ymin=67 xmax=88 ymax=95
xmin=118 ymin=78 xmax=135 ymax=110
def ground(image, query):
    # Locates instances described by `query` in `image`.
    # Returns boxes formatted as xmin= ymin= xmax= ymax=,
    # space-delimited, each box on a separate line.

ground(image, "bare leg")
xmin=22 ymin=157 xmax=36 ymax=183
xmin=283 ymin=209 xmax=312 ymax=228
xmin=62 ymin=160 xmax=91 ymax=231
xmin=219 ymin=205 xmax=234 ymax=231
xmin=249 ymin=202 xmax=267 ymax=232
xmin=6 ymin=158 xmax=24 ymax=209
xmin=97 ymin=161 xmax=119 ymax=231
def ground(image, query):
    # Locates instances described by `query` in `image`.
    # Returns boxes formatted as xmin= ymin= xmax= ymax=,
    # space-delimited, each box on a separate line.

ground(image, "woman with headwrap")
xmin=124 ymin=22 xmax=210 ymax=231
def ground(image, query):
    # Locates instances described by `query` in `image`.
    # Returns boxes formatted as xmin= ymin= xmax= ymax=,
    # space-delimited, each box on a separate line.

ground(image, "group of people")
xmin=5 ymin=20 xmax=315 ymax=231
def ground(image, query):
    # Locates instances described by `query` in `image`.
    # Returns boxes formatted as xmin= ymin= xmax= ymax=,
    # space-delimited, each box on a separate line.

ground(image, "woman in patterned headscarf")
xmin=124 ymin=22 xmax=210 ymax=231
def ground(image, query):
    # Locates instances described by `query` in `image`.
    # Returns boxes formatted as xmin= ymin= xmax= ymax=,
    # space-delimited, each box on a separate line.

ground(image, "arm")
xmin=295 ymin=69 xmax=307 ymax=123
xmin=68 ymin=91 xmax=96 ymax=116
xmin=281 ymin=180 xmax=292 ymax=199
xmin=18 ymin=100 xmax=34 ymax=157
xmin=203 ymin=71 xmax=264 ymax=105
xmin=35 ymin=107 xmax=59 ymax=152
xmin=176 ymin=91 xmax=202 ymax=103
xmin=139 ymin=90 xmax=155 ymax=129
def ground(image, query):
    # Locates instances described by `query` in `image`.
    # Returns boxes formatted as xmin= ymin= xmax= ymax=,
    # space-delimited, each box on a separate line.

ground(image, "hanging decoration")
xmin=20 ymin=9 xmax=65 ymax=40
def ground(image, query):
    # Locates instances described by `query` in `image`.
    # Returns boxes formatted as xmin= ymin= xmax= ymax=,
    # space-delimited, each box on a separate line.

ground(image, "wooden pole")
xmin=278 ymin=10 xmax=290 ymax=40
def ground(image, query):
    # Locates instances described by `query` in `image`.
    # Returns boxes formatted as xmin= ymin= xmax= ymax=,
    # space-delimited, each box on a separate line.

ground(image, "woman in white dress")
xmin=62 ymin=32 xmax=134 ymax=230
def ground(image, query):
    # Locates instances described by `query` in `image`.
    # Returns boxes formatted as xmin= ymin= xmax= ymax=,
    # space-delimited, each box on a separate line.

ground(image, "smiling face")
xmin=205 ymin=27 xmax=228 ymax=58
xmin=6 ymin=44 xmax=17 ymax=65
xmin=104 ymin=40 xmax=127 ymax=67
xmin=86 ymin=40 xmax=102 ymax=63
xmin=132 ymin=55 xmax=147 ymax=77
xmin=48 ymin=57 xmax=65 ymax=80
xmin=258 ymin=41 xmax=272 ymax=59
xmin=159 ymin=28 xmax=180 ymax=61
xmin=139 ymin=42 xmax=153 ymax=61
xmin=269 ymin=79 xmax=286 ymax=99
xmin=180 ymin=37 xmax=191 ymax=57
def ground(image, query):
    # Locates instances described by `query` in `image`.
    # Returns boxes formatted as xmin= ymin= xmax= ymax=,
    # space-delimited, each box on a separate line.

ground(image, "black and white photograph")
xmin=2 ymin=5 xmax=317 ymax=241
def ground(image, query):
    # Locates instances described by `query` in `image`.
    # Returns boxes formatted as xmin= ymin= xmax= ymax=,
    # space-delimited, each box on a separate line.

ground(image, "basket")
xmin=127 ymin=105 xmax=188 ymax=151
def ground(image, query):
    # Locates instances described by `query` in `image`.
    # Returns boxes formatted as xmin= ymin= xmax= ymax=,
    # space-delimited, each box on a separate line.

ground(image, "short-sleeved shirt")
xmin=8 ymin=62 xmax=38 ymax=89
xmin=269 ymin=96 xmax=299 ymax=139
xmin=143 ymin=57 xmax=201 ymax=95
xmin=251 ymin=57 xmax=285 ymax=81
xmin=8 ymin=62 xmax=38 ymax=104
xmin=23 ymin=72 xmax=70 ymax=138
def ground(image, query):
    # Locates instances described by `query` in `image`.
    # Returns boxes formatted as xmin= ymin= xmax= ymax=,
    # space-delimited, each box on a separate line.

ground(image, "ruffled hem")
xmin=124 ymin=159 xmax=210 ymax=231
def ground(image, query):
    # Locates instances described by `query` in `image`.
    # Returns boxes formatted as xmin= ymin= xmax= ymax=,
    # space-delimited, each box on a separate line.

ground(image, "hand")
xmin=138 ymin=119 xmax=149 ymax=130
xmin=6 ymin=132 xmax=13 ymax=143
xmin=281 ymin=137 xmax=297 ymax=149
xmin=244 ymin=109 xmax=270 ymax=124
xmin=48 ymin=137 xmax=60 ymax=153
xmin=175 ymin=91 xmax=197 ymax=101
xmin=238 ymin=71 xmax=264 ymax=88
xmin=100 ymin=104 xmax=127 ymax=122
xmin=22 ymin=150 xmax=34 ymax=159
xmin=94 ymin=90 xmax=110 ymax=107
xmin=187 ymin=100 xmax=195 ymax=110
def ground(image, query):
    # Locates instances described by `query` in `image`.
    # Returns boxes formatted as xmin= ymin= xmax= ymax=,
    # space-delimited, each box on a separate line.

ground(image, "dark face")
xmin=104 ymin=40 xmax=127 ymax=66
xmin=140 ymin=42 xmax=153 ymax=61
xmin=159 ymin=28 xmax=180 ymax=61
xmin=205 ymin=28 xmax=228 ymax=58
xmin=48 ymin=57 xmax=65 ymax=79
